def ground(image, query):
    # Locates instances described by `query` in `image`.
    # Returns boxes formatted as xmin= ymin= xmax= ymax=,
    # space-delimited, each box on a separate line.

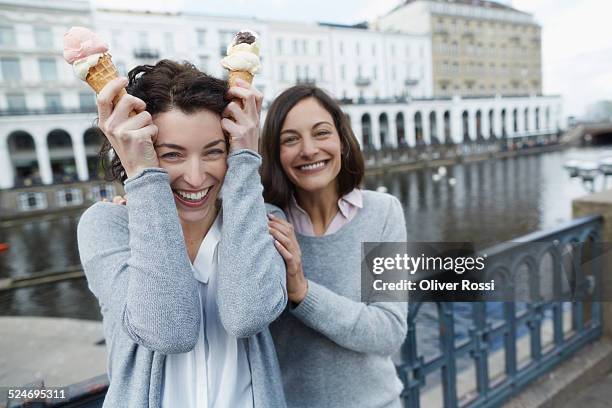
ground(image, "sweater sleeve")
xmin=77 ymin=169 xmax=200 ymax=354
xmin=216 ymin=149 xmax=288 ymax=338
xmin=290 ymin=195 xmax=408 ymax=355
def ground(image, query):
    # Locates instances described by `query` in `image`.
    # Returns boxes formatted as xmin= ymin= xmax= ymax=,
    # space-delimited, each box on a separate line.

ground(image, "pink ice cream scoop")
xmin=63 ymin=26 xmax=109 ymax=64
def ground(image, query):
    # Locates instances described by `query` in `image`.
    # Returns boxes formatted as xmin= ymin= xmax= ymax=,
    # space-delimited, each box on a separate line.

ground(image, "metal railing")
xmin=397 ymin=214 xmax=604 ymax=407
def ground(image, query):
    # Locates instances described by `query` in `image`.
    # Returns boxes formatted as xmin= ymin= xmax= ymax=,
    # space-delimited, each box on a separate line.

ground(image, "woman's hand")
xmin=268 ymin=214 xmax=308 ymax=304
xmin=102 ymin=195 xmax=127 ymax=205
xmin=97 ymin=77 xmax=159 ymax=178
xmin=222 ymin=78 xmax=263 ymax=153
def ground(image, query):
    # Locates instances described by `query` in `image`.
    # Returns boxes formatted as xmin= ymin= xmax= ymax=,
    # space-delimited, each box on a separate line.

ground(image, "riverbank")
xmin=366 ymin=142 xmax=566 ymax=175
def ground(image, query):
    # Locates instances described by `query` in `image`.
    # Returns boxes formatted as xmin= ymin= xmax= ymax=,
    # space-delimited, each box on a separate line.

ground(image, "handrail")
xmin=397 ymin=215 xmax=604 ymax=407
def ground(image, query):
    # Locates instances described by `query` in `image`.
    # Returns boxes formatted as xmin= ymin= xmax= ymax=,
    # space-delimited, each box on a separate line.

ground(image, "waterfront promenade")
xmin=0 ymin=317 xmax=105 ymax=388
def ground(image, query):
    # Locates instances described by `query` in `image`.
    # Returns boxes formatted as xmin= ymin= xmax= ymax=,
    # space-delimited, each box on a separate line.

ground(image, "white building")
xmin=0 ymin=0 xmax=562 ymax=191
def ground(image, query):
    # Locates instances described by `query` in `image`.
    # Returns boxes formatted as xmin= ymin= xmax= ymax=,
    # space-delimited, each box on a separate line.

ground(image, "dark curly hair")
xmin=98 ymin=60 xmax=229 ymax=182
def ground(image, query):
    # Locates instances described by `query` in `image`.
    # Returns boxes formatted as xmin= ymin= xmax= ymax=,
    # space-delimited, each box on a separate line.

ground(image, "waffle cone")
xmin=86 ymin=53 xmax=126 ymax=106
xmin=228 ymin=70 xmax=254 ymax=87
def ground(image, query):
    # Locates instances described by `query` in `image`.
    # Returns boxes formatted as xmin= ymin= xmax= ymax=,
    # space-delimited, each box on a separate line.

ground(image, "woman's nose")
xmin=300 ymin=137 xmax=319 ymax=158
xmin=183 ymin=159 xmax=206 ymax=187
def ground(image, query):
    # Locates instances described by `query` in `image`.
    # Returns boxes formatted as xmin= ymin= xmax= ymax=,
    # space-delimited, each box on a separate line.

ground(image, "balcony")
xmin=0 ymin=106 xmax=97 ymax=116
xmin=355 ymin=76 xmax=371 ymax=87
xmin=296 ymin=77 xmax=316 ymax=86
xmin=133 ymin=48 xmax=160 ymax=59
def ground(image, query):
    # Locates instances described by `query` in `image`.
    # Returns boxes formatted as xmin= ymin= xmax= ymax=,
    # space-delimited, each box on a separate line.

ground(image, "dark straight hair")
xmin=98 ymin=59 xmax=229 ymax=182
xmin=260 ymin=85 xmax=364 ymax=209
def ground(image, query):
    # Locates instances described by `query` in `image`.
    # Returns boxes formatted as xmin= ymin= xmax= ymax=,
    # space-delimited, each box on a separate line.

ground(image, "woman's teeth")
xmin=299 ymin=160 xmax=327 ymax=171
xmin=176 ymin=188 xmax=210 ymax=201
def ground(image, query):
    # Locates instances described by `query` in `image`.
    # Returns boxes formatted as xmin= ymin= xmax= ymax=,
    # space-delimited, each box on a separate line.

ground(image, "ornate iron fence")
xmin=397 ymin=214 xmax=604 ymax=407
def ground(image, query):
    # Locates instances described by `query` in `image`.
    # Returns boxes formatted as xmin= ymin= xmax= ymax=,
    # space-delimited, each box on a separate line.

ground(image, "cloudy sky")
xmin=95 ymin=0 xmax=612 ymax=118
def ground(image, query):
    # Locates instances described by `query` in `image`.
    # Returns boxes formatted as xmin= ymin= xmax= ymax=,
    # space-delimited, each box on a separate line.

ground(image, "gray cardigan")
xmin=270 ymin=191 xmax=408 ymax=408
xmin=77 ymin=149 xmax=287 ymax=408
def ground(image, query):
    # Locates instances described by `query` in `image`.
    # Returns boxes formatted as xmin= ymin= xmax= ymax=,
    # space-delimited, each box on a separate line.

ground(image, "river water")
xmin=1 ymin=146 xmax=611 ymax=328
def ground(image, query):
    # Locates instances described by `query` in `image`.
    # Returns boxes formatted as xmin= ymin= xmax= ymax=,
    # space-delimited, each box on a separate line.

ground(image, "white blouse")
xmin=161 ymin=214 xmax=254 ymax=407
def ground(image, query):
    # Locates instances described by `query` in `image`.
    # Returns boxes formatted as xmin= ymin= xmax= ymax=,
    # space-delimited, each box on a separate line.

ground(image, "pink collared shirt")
xmin=286 ymin=189 xmax=363 ymax=236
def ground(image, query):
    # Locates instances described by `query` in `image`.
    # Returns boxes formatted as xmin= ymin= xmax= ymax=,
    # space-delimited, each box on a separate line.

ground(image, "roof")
xmin=387 ymin=0 xmax=530 ymax=16
xmin=318 ymin=21 xmax=369 ymax=30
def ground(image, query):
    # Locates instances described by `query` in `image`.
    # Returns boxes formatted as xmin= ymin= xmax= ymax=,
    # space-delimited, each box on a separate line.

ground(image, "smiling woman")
xmin=261 ymin=85 xmax=408 ymax=408
xmin=77 ymin=60 xmax=288 ymax=407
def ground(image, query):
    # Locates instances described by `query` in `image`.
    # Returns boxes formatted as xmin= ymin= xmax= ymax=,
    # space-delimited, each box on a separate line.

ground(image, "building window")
xmin=339 ymin=42 xmax=344 ymax=55
xmin=79 ymin=92 xmax=96 ymax=111
xmin=56 ymin=188 xmax=83 ymax=207
xmin=356 ymin=43 xmax=360 ymax=56
xmin=391 ymin=66 xmax=396 ymax=80
xmin=0 ymin=25 xmax=15 ymax=46
xmin=138 ymin=32 xmax=148 ymax=48
xmin=371 ymin=44 xmax=376 ymax=56
xmin=116 ymin=61 xmax=126 ymax=76
xmin=34 ymin=27 xmax=53 ymax=48
xmin=280 ymin=64 xmax=286 ymax=81
xmin=405 ymin=45 xmax=410 ymax=57
xmin=18 ymin=192 xmax=47 ymax=211
xmin=44 ymin=93 xmax=62 ymax=112
xmin=319 ymin=64 xmax=324 ymax=81
xmin=164 ymin=32 xmax=174 ymax=53
xmin=317 ymin=40 xmax=322 ymax=54
xmin=39 ymin=58 xmax=57 ymax=81
xmin=6 ymin=93 xmax=26 ymax=112
xmin=277 ymin=38 xmax=283 ymax=54
xmin=302 ymin=40 xmax=307 ymax=54
xmin=1 ymin=57 xmax=21 ymax=81
xmin=199 ymin=55 xmax=209 ymax=72
xmin=293 ymin=39 xmax=299 ymax=54
xmin=372 ymin=66 xmax=377 ymax=80
xmin=196 ymin=30 xmax=206 ymax=47
xmin=340 ymin=65 xmax=345 ymax=80
xmin=390 ymin=44 xmax=395 ymax=56
xmin=295 ymin=64 xmax=301 ymax=80
xmin=111 ymin=30 xmax=121 ymax=50
xmin=90 ymin=184 xmax=116 ymax=202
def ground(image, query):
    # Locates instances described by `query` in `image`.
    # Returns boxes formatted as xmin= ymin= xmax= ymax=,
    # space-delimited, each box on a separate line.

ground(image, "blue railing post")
xmin=439 ymin=302 xmax=458 ymax=408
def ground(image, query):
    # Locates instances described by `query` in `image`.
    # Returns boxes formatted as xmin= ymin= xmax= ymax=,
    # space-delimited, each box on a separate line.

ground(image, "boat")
xmin=598 ymin=157 xmax=612 ymax=176
xmin=577 ymin=162 xmax=599 ymax=182
xmin=563 ymin=160 xmax=581 ymax=177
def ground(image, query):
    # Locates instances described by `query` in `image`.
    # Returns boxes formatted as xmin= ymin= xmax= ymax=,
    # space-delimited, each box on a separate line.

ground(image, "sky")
xmin=94 ymin=0 xmax=612 ymax=118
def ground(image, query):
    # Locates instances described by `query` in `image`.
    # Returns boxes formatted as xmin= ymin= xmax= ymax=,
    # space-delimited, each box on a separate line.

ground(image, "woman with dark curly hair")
xmin=77 ymin=60 xmax=287 ymax=407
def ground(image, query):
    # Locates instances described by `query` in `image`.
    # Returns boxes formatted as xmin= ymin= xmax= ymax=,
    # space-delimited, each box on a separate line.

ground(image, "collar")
xmin=338 ymin=188 xmax=363 ymax=218
xmin=290 ymin=188 xmax=363 ymax=219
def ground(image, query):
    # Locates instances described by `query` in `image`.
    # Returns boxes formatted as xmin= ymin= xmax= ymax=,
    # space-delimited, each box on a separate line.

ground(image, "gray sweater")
xmin=77 ymin=149 xmax=288 ymax=408
xmin=270 ymin=191 xmax=408 ymax=408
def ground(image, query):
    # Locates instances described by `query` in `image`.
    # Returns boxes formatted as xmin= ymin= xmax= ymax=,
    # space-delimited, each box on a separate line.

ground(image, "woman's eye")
xmin=161 ymin=152 xmax=181 ymax=159
xmin=315 ymin=130 xmax=330 ymax=137
xmin=282 ymin=136 xmax=298 ymax=144
xmin=205 ymin=149 xmax=225 ymax=157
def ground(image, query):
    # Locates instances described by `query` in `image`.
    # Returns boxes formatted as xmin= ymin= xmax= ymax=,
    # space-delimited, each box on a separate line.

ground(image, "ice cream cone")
xmin=86 ymin=53 xmax=126 ymax=105
xmin=228 ymin=70 xmax=254 ymax=87
xmin=221 ymin=30 xmax=260 ymax=87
